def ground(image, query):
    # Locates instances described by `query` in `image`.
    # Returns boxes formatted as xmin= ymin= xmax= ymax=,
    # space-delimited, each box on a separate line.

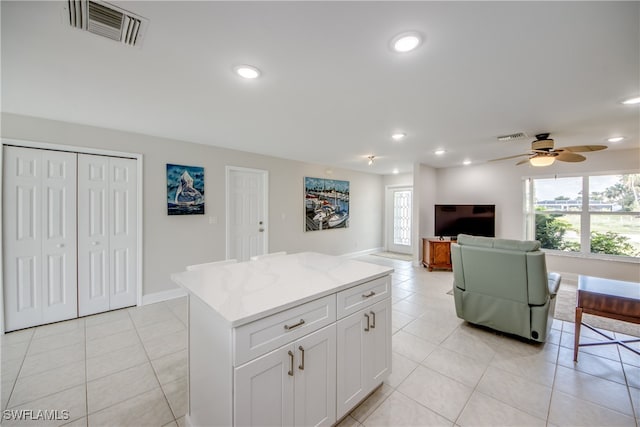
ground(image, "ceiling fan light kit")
xmin=490 ymin=132 xmax=608 ymax=167
xmin=529 ymin=155 xmax=556 ymax=167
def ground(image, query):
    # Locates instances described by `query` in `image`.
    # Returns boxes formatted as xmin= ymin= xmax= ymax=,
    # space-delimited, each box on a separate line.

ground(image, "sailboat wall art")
xmin=167 ymin=164 xmax=205 ymax=215
xmin=304 ymin=177 xmax=350 ymax=232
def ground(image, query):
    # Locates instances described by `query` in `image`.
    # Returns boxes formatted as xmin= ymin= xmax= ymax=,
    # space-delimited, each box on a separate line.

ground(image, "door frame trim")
xmin=0 ymin=138 xmax=144 ymax=334
xmin=225 ymin=166 xmax=269 ymax=261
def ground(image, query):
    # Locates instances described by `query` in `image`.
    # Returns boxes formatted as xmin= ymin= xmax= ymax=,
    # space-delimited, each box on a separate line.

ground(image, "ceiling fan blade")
xmin=516 ymin=157 xmax=532 ymax=166
xmin=556 ymin=152 xmax=586 ymax=162
xmin=560 ymin=145 xmax=608 ymax=153
xmin=489 ymin=153 xmax=531 ymax=162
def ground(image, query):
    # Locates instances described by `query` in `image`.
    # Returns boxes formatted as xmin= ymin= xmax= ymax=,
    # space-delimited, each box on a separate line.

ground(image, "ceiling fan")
xmin=491 ymin=133 xmax=607 ymax=167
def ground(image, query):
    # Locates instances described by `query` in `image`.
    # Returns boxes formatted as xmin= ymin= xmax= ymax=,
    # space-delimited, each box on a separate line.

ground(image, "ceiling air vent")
xmin=65 ymin=0 xmax=148 ymax=47
xmin=497 ymin=132 xmax=527 ymax=142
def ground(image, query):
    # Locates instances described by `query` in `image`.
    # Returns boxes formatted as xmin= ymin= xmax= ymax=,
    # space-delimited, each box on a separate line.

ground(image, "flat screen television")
xmin=434 ymin=204 xmax=495 ymax=239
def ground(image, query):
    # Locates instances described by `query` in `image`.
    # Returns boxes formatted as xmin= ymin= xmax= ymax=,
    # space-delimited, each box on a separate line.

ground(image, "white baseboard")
xmin=142 ymin=287 xmax=187 ymax=305
xmin=341 ymin=247 xmax=385 ymax=259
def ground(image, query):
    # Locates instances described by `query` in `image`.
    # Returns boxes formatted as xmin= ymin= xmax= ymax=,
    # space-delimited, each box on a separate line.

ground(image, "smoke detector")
xmin=497 ymin=132 xmax=528 ymax=142
xmin=64 ymin=0 xmax=148 ymax=47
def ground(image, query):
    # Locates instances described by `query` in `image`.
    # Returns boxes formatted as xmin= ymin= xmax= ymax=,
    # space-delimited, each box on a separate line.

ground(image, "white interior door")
xmin=78 ymin=154 xmax=138 ymax=316
xmin=108 ymin=157 xmax=137 ymax=310
xmin=41 ymin=150 xmax=78 ymax=324
xmin=226 ymin=167 xmax=268 ymax=262
xmin=3 ymin=146 xmax=77 ymax=331
xmin=386 ymin=186 xmax=413 ymax=254
xmin=78 ymin=154 xmax=110 ymax=316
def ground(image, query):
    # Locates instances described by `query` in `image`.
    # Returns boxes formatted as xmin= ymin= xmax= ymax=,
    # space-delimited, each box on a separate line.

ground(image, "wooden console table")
xmin=573 ymin=275 xmax=640 ymax=361
xmin=422 ymin=238 xmax=452 ymax=271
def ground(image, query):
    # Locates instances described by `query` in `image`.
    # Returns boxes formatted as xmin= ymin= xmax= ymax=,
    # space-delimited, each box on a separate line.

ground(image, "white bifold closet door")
xmin=77 ymin=154 xmax=137 ymax=317
xmin=3 ymin=146 xmax=78 ymax=331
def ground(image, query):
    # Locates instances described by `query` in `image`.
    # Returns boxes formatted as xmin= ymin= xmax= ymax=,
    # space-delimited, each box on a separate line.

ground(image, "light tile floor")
xmin=1 ymin=255 xmax=638 ymax=426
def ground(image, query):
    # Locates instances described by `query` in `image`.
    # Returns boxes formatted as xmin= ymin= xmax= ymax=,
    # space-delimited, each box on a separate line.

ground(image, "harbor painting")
xmin=305 ymin=177 xmax=349 ymax=231
xmin=167 ymin=164 xmax=205 ymax=215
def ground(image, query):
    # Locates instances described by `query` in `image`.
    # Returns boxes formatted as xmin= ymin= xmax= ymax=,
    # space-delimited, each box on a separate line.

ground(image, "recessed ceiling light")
xmin=434 ymin=149 xmax=445 ymax=155
xmin=463 ymin=160 xmax=472 ymax=166
xmin=392 ymin=168 xmax=399 ymax=175
xmin=608 ymin=136 xmax=625 ymax=143
xmin=622 ymin=96 xmax=640 ymax=105
xmin=368 ymin=155 xmax=375 ymax=166
xmin=234 ymin=65 xmax=261 ymax=79
xmin=391 ymin=31 xmax=422 ymax=53
xmin=391 ymin=133 xmax=406 ymax=141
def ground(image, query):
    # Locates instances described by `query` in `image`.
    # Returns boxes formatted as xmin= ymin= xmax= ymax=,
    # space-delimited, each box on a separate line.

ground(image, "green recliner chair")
xmin=451 ymin=234 xmax=561 ymax=342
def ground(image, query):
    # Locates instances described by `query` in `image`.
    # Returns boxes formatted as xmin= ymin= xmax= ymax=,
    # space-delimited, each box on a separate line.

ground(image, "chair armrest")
xmin=547 ymin=272 xmax=561 ymax=297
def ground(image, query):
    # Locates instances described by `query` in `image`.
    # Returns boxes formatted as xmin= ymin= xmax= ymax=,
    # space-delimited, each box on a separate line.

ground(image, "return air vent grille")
xmin=497 ymin=132 xmax=527 ymax=142
xmin=65 ymin=0 xmax=148 ymax=47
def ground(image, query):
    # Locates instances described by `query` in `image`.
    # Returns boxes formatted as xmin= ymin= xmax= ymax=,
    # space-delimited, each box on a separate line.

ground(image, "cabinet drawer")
xmin=234 ymin=294 xmax=336 ymax=366
xmin=336 ymin=276 xmax=390 ymax=320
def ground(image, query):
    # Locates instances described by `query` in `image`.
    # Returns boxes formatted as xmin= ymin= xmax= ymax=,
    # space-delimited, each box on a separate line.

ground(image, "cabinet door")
xmin=234 ymin=345 xmax=295 ymax=427
xmin=294 ymin=325 xmax=336 ymax=427
xmin=366 ymin=299 xmax=391 ymax=387
xmin=336 ymin=310 xmax=368 ymax=420
xmin=433 ymin=242 xmax=450 ymax=265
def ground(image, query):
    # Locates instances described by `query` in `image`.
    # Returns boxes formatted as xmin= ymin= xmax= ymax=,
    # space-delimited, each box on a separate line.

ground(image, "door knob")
xmin=56 ymin=244 xmax=65 ymax=248
xmin=259 ymin=228 xmax=265 ymax=232
xmin=92 ymin=242 xmax=100 ymax=246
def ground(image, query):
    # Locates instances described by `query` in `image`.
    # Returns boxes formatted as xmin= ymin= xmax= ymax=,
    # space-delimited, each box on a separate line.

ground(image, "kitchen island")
xmin=171 ymin=252 xmax=393 ymax=427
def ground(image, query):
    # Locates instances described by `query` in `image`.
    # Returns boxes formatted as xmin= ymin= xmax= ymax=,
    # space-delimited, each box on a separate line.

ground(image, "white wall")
xmin=415 ymin=163 xmax=437 ymax=264
xmin=382 ymin=173 xmax=412 ymax=187
xmin=433 ymin=148 xmax=640 ymax=281
xmin=1 ymin=113 xmax=384 ymax=296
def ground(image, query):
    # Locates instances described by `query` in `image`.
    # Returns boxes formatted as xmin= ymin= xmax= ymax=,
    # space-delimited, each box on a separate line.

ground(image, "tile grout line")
xmin=84 ymin=313 xmax=89 ymax=426
xmin=81 ymin=307 xmax=181 ymax=422
xmin=555 ymin=327 xmax=637 ymax=420
xmin=452 ymin=338 xmax=498 ymax=426
xmin=128 ymin=303 xmax=181 ymax=423
xmin=618 ymin=344 xmax=639 ymax=422
xmin=3 ymin=329 xmax=36 ymax=411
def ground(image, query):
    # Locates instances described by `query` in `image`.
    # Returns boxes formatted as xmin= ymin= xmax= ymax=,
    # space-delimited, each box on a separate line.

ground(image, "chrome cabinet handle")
xmin=298 ymin=346 xmax=305 ymax=370
xmin=364 ymin=313 xmax=370 ymax=332
xmin=284 ymin=319 xmax=305 ymax=330
xmin=370 ymin=311 xmax=376 ymax=329
xmin=288 ymin=350 xmax=294 ymax=376
xmin=362 ymin=291 xmax=376 ymax=298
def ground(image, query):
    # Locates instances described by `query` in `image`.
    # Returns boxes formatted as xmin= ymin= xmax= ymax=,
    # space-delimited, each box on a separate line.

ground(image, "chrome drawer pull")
xmin=288 ymin=350 xmax=294 ymax=376
xmin=298 ymin=346 xmax=305 ymax=370
xmin=284 ymin=319 xmax=305 ymax=330
xmin=364 ymin=313 xmax=370 ymax=332
xmin=362 ymin=291 xmax=376 ymax=298
xmin=370 ymin=310 xmax=376 ymax=329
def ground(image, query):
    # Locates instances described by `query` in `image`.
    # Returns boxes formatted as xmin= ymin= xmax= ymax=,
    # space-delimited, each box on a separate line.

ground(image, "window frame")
xmin=524 ymin=170 xmax=640 ymax=262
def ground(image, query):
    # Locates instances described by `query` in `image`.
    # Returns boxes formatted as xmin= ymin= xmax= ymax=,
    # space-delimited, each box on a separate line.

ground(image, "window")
xmin=525 ymin=173 xmax=640 ymax=258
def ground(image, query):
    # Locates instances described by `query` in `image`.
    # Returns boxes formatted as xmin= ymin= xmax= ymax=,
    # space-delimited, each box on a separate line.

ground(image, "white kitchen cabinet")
xmin=336 ymin=298 xmax=391 ymax=420
xmin=171 ymin=252 xmax=393 ymax=427
xmin=234 ymin=342 xmax=295 ymax=427
xmin=234 ymin=324 xmax=336 ymax=427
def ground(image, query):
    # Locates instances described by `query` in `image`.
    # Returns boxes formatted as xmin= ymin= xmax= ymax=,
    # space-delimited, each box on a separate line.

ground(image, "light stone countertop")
xmin=171 ymin=252 xmax=394 ymax=327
